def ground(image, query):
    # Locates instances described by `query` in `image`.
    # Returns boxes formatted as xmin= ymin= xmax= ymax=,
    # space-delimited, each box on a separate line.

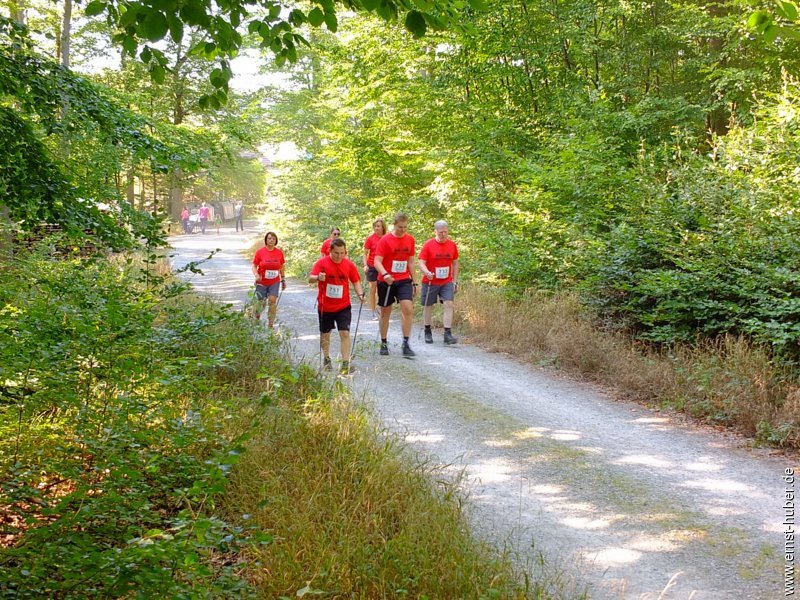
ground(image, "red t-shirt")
xmin=363 ymin=233 xmax=381 ymax=267
xmin=310 ymin=255 xmax=360 ymax=312
xmin=320 ymin=238 xmax=332 ymax=256
xmin=252 ymin=247 xmax=285 ymax=285
xmin=375 ymin=233 xmax=415 ymax=282
xmin=419 ymin=239 xmax=459 ymax=285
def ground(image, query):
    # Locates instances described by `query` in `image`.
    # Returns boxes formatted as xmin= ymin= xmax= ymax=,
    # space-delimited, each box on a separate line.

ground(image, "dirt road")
xmin=171 ymin=225 xmax=794 ymax=599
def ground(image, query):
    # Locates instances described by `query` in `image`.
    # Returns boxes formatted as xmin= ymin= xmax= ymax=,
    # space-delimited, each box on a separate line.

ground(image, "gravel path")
xmin=170 ymin=225 xmax=795 ymax=600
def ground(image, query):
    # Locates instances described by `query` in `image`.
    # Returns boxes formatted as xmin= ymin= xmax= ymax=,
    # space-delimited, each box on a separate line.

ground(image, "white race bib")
xmin=435 ymin=266 xmax=450 ymax=279
xmin=391 ymin=260 xmax=407 ymax=273
xmin=325 ymin=284 xmax=344 ymax=299
xmin=264 ymin=270 xmax=279 ymax=279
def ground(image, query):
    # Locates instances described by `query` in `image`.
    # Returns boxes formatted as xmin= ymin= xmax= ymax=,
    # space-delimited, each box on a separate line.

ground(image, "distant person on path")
xmin=309 ymin=238 xmax=365 ymax=374
xmin=363 ymin=218 xmax=387 ymax=314
xmin=319 ymin=227 xmax=341 ymax=257
xmin=198 ymin=202 xmax=211 ymax=234
xmin=251 ymin=231 xmax=286 ymax=328
xmin=213 ymin=211 xmax=222 ymax=234
xmin=374 ymin=213 xmax=417 ymax=357
xmin=180 ymin=206 xmax=190 ymax=234
xmin=234 ymin=201 xmax=244 ymax=232
xmin=418 ymin=219 xmax=459 ymax=345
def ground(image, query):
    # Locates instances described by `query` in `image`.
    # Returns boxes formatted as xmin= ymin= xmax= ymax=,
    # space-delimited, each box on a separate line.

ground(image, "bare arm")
xmin=374 ymin=256 xmax=388 ymax=278
xmin=417 ymin=258 xmax=432 ymax=279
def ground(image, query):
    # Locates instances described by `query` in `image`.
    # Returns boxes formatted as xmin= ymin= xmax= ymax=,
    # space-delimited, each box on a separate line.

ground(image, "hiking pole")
xmin=419 ymin=280 xmax=431 ymax=341
xmin=351 ymin=293 xmax=365 ymax=359
xmin=318 ymin=272 xmax=325 ymax=372
xmin=382 ymin=280 xmax=392 ymax=306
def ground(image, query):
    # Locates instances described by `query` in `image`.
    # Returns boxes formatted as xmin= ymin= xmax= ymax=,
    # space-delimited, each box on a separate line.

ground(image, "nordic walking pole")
xmin=273 ymin=283 xmax=284 ymax=323
xmin=382 ymin=280 xmax=392 ymax=306
xmin=351 ymin=293 xmax=365 ymax=359
xmin=419 ymin=278 xmax=431 ymax=340
xmin=317 ymin=271 xmax=325 ymax=371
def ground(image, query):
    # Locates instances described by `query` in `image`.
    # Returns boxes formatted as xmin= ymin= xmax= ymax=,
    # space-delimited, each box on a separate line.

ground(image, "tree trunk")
xmin=59 ymin=0 xmax=72 ymax=68
xmin=10 ymin=0 xmax=26 ymax=24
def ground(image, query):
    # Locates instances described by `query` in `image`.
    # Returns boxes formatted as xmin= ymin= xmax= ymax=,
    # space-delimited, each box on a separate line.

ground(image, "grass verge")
xmin=457 ymin=285 xmax=800 ymax=449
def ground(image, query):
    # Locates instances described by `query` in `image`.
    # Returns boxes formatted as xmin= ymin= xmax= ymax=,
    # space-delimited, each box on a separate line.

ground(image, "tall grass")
xmin=458 ymin=285 xmax=800 ymax=448
xmin=223 ymin=388 xmax=559 ymax=599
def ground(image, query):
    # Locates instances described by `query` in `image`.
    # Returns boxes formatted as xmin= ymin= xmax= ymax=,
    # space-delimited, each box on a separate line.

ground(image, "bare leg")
xmin=267 ymin=296 xmax=278 ymax=326
xmin=321 ymin=332 xmax=331 ymax=357
xmin=443 ymin=300 xmax=454 ymax=328
xmin=399 ymin=299 xmax=413 ymax=337
xmin=423 ymin=305 xmax=433 ymax=327
xmin=369 ymin=281 xmax=378 ymax=312
xmin=379 ymin=306 xmax=392 ymax=339
xmin=340 ymin=330 xmax=351 ymax=361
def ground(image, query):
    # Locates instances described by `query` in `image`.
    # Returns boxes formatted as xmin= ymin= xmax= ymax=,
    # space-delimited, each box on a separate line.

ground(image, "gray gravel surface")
xmin=170 ymin=225 xmax=795 ymax=600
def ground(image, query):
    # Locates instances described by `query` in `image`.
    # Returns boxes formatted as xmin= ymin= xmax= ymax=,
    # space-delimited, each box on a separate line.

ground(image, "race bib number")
xmin=264 ymin=270 xmax=279 ymax=279
xmin=325 ymin=284 xmax=344 ymax=299
xmin=391 ymin=260 xmax=407 ymax=273
xmin=435 ymin=266 xmax=450 ymax=279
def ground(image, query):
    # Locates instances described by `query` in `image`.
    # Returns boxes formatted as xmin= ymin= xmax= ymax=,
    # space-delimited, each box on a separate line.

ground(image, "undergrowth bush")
xmin=0 ymin=241 xmax=267 ymax=598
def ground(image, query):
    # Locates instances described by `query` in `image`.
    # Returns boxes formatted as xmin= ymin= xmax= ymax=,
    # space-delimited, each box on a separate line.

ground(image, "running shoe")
xmin=323 ymin=357 xmax=333 ymax=370
xmin=379 ymin=343 xmax=389 ymax=356
xmin=340 ymin=361 xmax=355 ymax=375
xmin=443 ymin=331 xmax=458 ymax=345
xmin=402 ymin=343 xmax=416 ymax=357
xmin=424 ymin=329 xmax=433 ymax=344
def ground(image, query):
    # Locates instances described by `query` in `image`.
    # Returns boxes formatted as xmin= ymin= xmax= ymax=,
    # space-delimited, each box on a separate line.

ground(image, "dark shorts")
xmin=420 ymin=282 xmax=455 ymax=306
xmin=318 ymin=306 xmax=352 ymax=333
xmin=366 ymin=266 xmax=378 ymax=282
xmin=377 ymin=278 xmax=413 ymax=307
xmin=255 ymin=281 xmax=280 ymax=300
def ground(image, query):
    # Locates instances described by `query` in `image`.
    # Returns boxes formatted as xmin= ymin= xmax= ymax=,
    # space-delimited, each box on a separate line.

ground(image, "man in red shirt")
xmin=374 ymin=213 xmax=418 ymax=357
xmin=309 ymin=238 xmax=365 ymax=374
xmin=418 ymin=220 xmax=459 ymax=345
xmin=319 ymin=227 xmax=341 ymax=257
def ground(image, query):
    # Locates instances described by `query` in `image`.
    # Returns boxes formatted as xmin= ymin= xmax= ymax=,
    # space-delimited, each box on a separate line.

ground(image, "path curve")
xmin=170 ymin=225 xmax=793 ymax=600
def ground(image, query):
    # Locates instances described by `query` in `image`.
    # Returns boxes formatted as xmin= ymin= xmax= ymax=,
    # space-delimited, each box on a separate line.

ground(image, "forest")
xmin=2 ymin=0 xmax=800 ymax=595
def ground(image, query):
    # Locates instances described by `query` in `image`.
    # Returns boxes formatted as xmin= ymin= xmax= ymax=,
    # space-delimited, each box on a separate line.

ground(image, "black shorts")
xmin=377 ymin=278 xmax=413 ymax=307
xmin=366 ymin=266 xmax=378 ymax=282
xmin=318 ymin=306 xmax=352 ymax=333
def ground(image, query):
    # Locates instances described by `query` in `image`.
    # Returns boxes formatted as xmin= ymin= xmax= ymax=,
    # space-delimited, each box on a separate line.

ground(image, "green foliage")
xmin=260 ymin=6 xmax=800 ymax=365
xmin=580 ymin=82 xmax=800 ymax=358
xmin=0 ymin=244 xmax=271 ymax=597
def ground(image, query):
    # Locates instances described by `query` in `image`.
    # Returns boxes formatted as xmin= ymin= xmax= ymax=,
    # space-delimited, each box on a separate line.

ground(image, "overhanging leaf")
xmin=84 ymin=1 xmax=107 ymax=17
xmin=308 ymin=7 xmax=325 ymax=27
xmin=142 ymin=10 xmax=169 ymax=41
xmin=405 ymin=10 xmax=427 ymax=37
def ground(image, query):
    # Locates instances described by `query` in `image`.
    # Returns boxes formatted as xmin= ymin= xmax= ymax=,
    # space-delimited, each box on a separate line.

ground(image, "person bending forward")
xmin=309 ymin=238 xmax=365 ymax=374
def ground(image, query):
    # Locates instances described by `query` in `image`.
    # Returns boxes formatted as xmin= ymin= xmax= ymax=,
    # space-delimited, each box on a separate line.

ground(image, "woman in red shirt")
xmin=251 ymin=231 xmax=286 ymax=328
xmin=362 ymin=218 xmax=387 ymax=313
